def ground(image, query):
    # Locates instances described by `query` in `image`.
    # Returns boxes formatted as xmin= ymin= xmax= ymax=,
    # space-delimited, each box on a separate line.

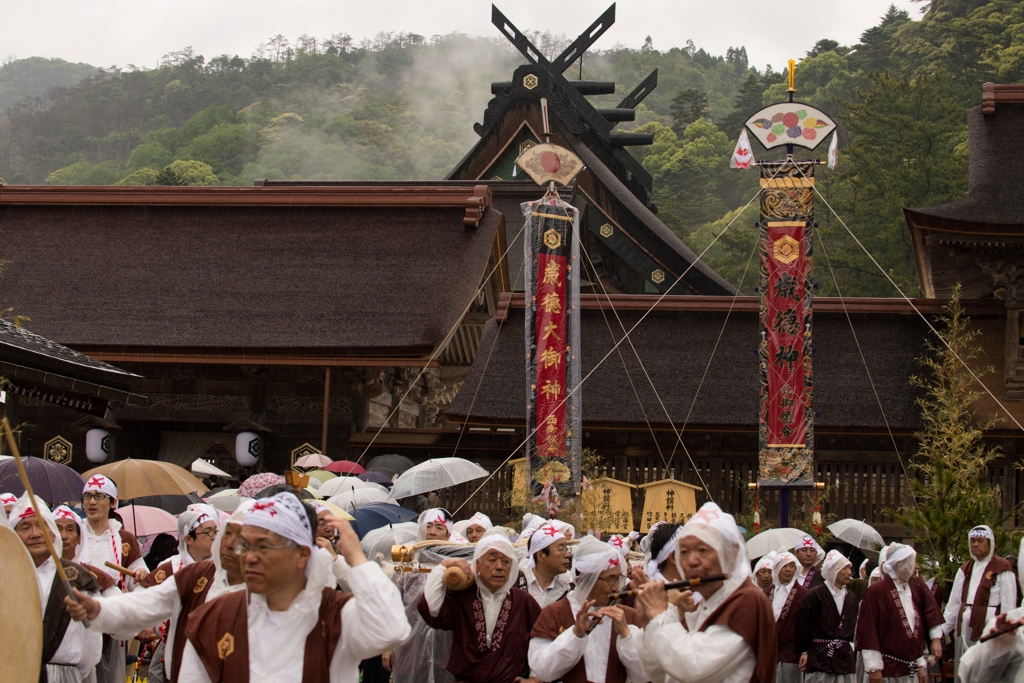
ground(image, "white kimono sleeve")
xmin=639 ymin=608 xmax=754 ymax=683
xmin=331 ymin=554 xmax=353 ymax=591
xmin=423 ymin=564 xmax=447 ymax=617
xmin=177 ymin=642 xmax=213 ymax=683
xmin=89 ymin=573 xmax=179 ymax=638
xmin=332 ymin=562 xmax=412 ymax=666
xmin=617 ymin=625 xmax=648 ymax=682
xmin=528 ymin=629 xmax=586 ymax=681
xmin=944 ymin=568 xmax=966 ymax=637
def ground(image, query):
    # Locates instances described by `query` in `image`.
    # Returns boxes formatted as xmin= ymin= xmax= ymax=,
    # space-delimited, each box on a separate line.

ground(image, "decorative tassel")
xmin=812 ymin=487 xmax=823 ymax=535
xmin=753 ymin=485 xmax=761 ymax=533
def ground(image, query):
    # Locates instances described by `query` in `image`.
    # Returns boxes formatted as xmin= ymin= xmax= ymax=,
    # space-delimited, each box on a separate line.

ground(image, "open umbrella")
xmin=84 ymin=459 xmax=209 ymax=499
xmin=327 ymin=486 xmax=391 ymax=512
xmin=294 ymin=453 xmax=333 ymax=469
xmin=255 ymin=485 xmax=315 ymax=500
xmin=306 ymin=470 xmax=338 ymax=485
xmin=0 ymin=456 xmax=84 ymax=505
xmin=360 ymin=521 xmax=418 ymax=563
xmin=237 ymin=473 xmax=284 ymax=498
xmin=348 ymin=502 xmax=418 ymax=539
xmin=745 ymin=527 xmax=809 ymax=559
xmin=318 ymin=476 xmax=382 ymax=498
xmin=117 ymin=505 xmax=178 ymax=536
xmin=324 ymin=460 xmax=365 ymax=475
xmin=357 ymin=471 xmax=394 ymax=487
xmin=828 ymin=519 xmax=884 ymax=553
xmin=366 ymin=454 xmax=415 ymax=476
xmin=318 ymin=500 xmax=355 ymax=521
xmin=389 ymin=457 xmax=488 ymax=501
xmin=204 ymin=489 xmax=252 ymax=513
xmin=191 ymin=459 xmax=232 ymax=478
xmin=127 ymin=493 xmax=204 ymax=515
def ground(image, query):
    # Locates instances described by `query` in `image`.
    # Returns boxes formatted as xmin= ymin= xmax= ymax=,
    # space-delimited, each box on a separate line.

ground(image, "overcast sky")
xmin=3 ymin=0 xmax=922 ymax=71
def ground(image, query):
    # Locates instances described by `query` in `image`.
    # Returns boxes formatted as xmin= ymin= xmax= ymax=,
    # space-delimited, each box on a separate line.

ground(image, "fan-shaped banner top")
xmin=745 ymin=102 xmax=835 ymax=150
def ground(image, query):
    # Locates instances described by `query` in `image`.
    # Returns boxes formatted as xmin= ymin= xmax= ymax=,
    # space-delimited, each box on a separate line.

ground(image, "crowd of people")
xmin=4 ymin=476 xmax=1024 ymax=683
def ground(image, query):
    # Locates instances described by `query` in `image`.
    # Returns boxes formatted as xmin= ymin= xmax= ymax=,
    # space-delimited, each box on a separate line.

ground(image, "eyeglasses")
xmin=82 ymin=493 xmax=109 ymax=502
xmin=599 ymin=574 xmax=624 ymax=587
xmin=232 ymin=541 xmax=293 ymax=558
xmin=192 ymin=529 xmax=218 ymax=539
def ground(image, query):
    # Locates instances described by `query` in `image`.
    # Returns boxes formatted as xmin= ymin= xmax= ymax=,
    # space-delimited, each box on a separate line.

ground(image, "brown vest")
xmin=958 ymin=555 xmax=1012 ymax=641
xmin=140 ymin=558 xmax=177 ymax=589
xmin=167 ymin=561 xmax=218 ymax=683
xmin=187 ymin=587 xmax=350 ymax=683
xmin=697 ymin=580 xmax=778 ymax=683
xmin=41 ymin=560 xmax=100 ymax=683
xmin=529 ymin=597 xmax=640 ymax=683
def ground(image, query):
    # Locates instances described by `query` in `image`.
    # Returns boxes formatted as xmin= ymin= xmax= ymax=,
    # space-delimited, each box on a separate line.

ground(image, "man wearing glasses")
xmin=178 ymin=491 xmax=410 ymax=682
xmin=529 ymin=535 xmax=646 ymax=683
xmin=75 ymin=476 xmax=148 ymax=589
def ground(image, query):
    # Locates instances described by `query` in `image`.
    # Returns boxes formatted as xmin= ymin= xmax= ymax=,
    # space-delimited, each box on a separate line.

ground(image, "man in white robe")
xmin=75 ymin=475 xmax=148 ymax=589
xmin=12 ymin=493 xmax=103 ymax=683
xmin=177 ymin=491 xmax=410 ymax=683
xmin=633 ymin=502 xmax=777 ymax=683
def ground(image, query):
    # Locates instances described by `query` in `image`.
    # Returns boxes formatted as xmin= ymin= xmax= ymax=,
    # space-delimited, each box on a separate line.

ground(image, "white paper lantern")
xmin=235 ymin=431 xmax=261 ymax=467
xmin=85 ymin=428 xmax=111 ymax=463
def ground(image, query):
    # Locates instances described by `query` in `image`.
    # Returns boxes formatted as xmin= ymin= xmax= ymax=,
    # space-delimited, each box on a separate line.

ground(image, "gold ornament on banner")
xmin=515 ymin=143 xmax=584 ymax=187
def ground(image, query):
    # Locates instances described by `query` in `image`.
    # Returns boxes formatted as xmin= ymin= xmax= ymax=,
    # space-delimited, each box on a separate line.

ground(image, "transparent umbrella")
xmin=318 ymin=476 xmax=384 ymax=498
xmin=828 ymin=519 xmax=884 ymax=553
xmin=388 ymin=457 xmax=489 ymax=501
xmin=745 ymin=527 xmax=809 ymax=559
xmin=360 ymin=522 xmax=418 ymax=564
xmin=327 ymin=486 xmax=391 ymax=512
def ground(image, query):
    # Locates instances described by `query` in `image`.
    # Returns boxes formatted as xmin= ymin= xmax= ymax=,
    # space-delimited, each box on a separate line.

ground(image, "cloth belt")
xmin=881 ymin=652 xmax=918 ymax=675
xmin=812 ymin=638 xmax=852 ymax=658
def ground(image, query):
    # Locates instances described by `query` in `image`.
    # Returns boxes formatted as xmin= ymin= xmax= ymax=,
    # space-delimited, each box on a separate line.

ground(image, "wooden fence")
xmin=439 ymin=454 xmax=1024 ymax=537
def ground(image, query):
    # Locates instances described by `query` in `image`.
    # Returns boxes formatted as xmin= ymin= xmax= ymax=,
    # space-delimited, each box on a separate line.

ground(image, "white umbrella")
xmin=327 ymin=487 xmax=391 ymax=512
xmin=318 ymin=476 xmax=383 ymax=498
xmin=191 ymin=459 xmax=231 ymax=478
xmin=389 ymin=457 xmax=489 ymax=501
xmin=745 ymin=527 xmax=809 ymax=559
xmin=204 ymin=488 xmax=252 ymax=513
xmin=360 ymin=521 xmax=419 ymax=563
xmin=828 ymin=519 xmax=884 ymax=552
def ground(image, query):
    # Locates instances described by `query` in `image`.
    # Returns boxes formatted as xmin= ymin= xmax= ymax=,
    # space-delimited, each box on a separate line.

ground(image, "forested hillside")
xmin=0 ymin=0 xmax=1022 ymax=296
xmin=0 ymin=57 xmax=98 ymax=113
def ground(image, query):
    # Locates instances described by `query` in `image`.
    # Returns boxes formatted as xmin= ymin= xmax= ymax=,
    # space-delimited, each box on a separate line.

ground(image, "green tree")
xmin=155 ymin=160 xmax=218 ymax=186
xmin=891 ymin=286 xmax=1017 ymax=587
xmin=115 ymin=168 xmax=159 ymax=185
xmin=670 ymin=88 xmax=710 ymax=134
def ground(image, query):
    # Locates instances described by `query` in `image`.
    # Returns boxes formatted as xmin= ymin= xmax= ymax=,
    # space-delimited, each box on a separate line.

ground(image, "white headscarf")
xmin=10 ymin=492 xmax=62 ymax=558
xmin=606 ymin=535 xmax=629 ymax=558
xmin=208 ymin=499 xmax=255 ymax=600
xmin=550 ymin=520 xmax=576 ymax=539
xmin=187 ymin=503 xmax=220 ymax=525
xmin=82 ymin=474 xmax=118 ymax=502
xmin=572 ymin=535 xmax=625 ymax=600
xmin=528 ymin=523 xmax=566 ymax=568
xmin=822 ymin=549 xmax=852 ymax=591
xmin=473 ymin=533 xmax=519 ymax=595
xmin=0 ymin=492 xmax=17 ymax=508
xmin=243 ymin=493 xmax=314 ymax=552
xmin=465 ymin=512 xmax=492 ymax=534
xmin=645 ymin=525 xmax=680 ymax=581
xmin=881 ymin=543 xmax=916 ymax=584
xmin=52 ymin=505 xmax=83 ymax=560
xmin=754 ymin=550 xmax=778 ymax=576
xmin=968 ymin=525 xmax=996 ymax=563
xmin=793 ymin=534 xmax=826 ymax=566
xmin=176 ymin=510 xmax=215 ymax=566
xmin=859 ymin=558 xmax=870 ymax=578
xmin=639 ymin=521 xmax=666 ymax=556
xmin=674 ymin=502 xmax=750 ymax=583
xmin=771 ymin=551 xmax=799 ymax=619
xmin=524 ymin=514 xmax=546 ymax=533
xmin=417 ymin=508 xmax=452 ymax=542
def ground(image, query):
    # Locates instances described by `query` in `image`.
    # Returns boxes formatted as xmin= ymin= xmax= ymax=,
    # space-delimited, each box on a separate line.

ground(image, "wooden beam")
xmin=77 ymin=352 xmax=441 ymax=367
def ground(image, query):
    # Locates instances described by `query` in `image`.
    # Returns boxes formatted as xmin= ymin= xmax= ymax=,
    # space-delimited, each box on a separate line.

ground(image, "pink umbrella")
xmin=324 ymin=460 xmax=365 ymax=475
xmin=238 ymin=472 xmax=284 ymax=498
xmin=117 ymin=505 xmax=178 ymax=537
xmin=293 ymin=453 xmax=333 ymax=469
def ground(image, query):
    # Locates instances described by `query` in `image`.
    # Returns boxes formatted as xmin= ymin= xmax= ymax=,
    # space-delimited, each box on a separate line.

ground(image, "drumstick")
xmin=979 ymin=617 xmax=1024 ymax=643
xmin=608 ymin=573 xmax=728 ymax=601
xmin=105 ymin=561 xmax=136 ymax=577
xmin=2 ymin=417 xmax=90 ymax=627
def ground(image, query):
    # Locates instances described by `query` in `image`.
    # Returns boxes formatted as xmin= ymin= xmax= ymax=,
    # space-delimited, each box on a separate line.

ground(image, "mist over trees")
xmin=0 ymin=1 xmax=1022 ymax=297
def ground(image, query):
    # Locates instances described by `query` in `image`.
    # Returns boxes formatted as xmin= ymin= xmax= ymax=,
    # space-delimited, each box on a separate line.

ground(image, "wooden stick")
xmin=104 ymin=561 xmax=135 ymax=577
xmin=608 ymin=573 xmax=729 ymax=601
xmin=1 ymin=417 xmax=90 ymax=627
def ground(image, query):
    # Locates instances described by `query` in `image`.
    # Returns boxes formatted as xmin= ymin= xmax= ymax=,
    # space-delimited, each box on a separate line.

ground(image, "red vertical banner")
xmin=534 ymin=252 xmax=568 ymax=458
xmin=764 ymin=221 xmax=807 ymax=447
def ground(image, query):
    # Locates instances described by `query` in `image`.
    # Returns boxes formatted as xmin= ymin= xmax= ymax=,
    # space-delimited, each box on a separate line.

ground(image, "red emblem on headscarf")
xmin=19 ymin=507 xmax=35 ymax=519
xmin=87 ymin=476 xmax=106 ymax=488
xmin=691 ymin=508 xmax=720 ymax=525
xmin=542 ymin=525 xmax=559 ymax=537
xmin=607 ymin=556 xmax=620 ymax=569
xmin=252 ymin=502 xmax=277 ymax=516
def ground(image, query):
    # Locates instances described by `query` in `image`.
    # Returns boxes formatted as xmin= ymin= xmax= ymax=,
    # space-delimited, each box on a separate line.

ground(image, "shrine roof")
xmin=446 ymin=305 xmax=930 ymax=431
xmin=0 ymin=184 xmax=501 ymax=356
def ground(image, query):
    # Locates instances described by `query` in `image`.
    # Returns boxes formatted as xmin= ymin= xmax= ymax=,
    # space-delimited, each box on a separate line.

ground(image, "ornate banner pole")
xmin=734 ymin=62 xmax=838 ymax=528
xmin=516 ymin=100 xmax=584 ymax=517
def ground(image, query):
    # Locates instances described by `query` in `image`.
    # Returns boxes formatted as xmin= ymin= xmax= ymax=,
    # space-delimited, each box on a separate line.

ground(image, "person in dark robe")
xmin=177 ymin=491 xmax=409 ymax=682
xmin=856 ymin=542 xmax=944 ymax=683
xmin=633 ymin=502 xmax=777 ymax=683
xmin=419 ymin=532 xmax=542 ymax=683
xmin=765 ymin=551 xmax=807 ymax=683
xmin=11 ymin=493 xmax=102 ymax=683
xmin=793 ymin=534 xmax=826 ymax=590
xmin=943 ymin=525 xmax=1016 ymax=683
xmin=529 ymin=536 xmax=646 ymax=683
xmin=65 ymin=501 xmax=253 ymax=683
xmin=796 ymin=549 xmax=859 ymax=683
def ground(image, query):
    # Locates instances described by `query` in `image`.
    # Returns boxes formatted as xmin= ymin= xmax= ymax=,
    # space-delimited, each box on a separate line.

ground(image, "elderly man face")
xmin=16 ymin=516 xmax=54 ymax=567
xmin=219 ymin=522 xmax=244 ymax=582
xmin=588 ymin=567 xmax=624 ymax=607
xmin=236 ymin=525 xmax=310 ymax=595
xmin=778 ymin=561 xmax=797 ymax=584
xmin=536 ymin=538 xmax=571 ymax=575
xmin=476 ymin=548 xmax=512 ymax=592
xmin=56 ymin=518 xmax=80 ymax=560
xmin=755 ymin=565 xmax=773 ymax=590
xmin=315 ymin=510 xmax=335 ymax=541
xmin=835 ymin=564 xmax=853 ymax=587
xmin=465 ymin=524 xmax=487 ymax=543
xmin=677 ymin=535 xmax=723 ymax=598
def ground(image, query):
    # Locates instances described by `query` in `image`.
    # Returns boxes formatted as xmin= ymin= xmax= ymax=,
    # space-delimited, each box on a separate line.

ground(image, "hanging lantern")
xmin=85 ymin=428 xmax=111 ymax=463
xmin=235 ymin=431 xmax=261 ymax=467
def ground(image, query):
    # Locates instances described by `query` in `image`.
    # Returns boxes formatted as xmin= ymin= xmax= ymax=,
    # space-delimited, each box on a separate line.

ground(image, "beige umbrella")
xmin=83 ymin=459 xmax=209 ymax=499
